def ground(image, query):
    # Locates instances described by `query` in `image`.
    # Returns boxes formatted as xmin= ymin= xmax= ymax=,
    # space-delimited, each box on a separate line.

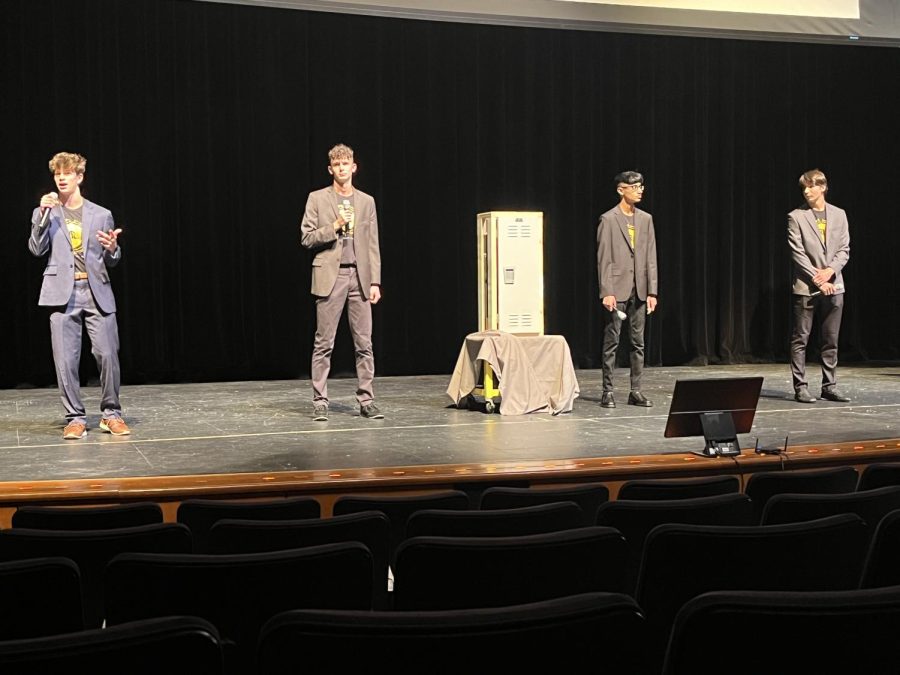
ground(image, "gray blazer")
xmin=300 ymin=186 xmax=381 ymax=297
xmin=787 ymin=203 xmax=850 ymax=296
xmin=27 ymin=199 xmax=121 ymax=312
xmin=596 ymin=206 xmax=658 ymax=302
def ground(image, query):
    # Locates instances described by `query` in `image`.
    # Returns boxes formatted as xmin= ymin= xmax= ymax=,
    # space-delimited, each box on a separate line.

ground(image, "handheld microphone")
xmin=38 ymin=192 xmax=59 ymax=229
xmin=609 ymin=307 xmax=627 ymax=320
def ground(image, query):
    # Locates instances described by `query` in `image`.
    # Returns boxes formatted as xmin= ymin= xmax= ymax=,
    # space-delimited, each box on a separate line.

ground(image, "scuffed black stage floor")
xmin=1 ymin=364 xmax=898 ymax=482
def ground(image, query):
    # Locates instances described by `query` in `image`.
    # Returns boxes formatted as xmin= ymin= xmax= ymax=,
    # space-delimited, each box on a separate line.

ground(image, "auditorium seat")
xmin=11 ymin=502 xmax=164 ymax=530
xmin=0 ymin=615 xmax=225 ymax=675
xmin=616 ymin=475 xmax=739 ymax=501
xmin=860 ymin=508 xmax=900 ymax=588
xmin=0 ymin=557 xmax=83 ymax=640
xmin=0 ymin=523 xmax=192 ymax=629
xmin=392 ymin=526 xmax=628 ymax=610
xmin=663 ymin=586 xmax=900 ymax=675
xmin=761 ymin=485 xmax=900 ymax=542
xmin=478 ymin=483 xmax=609 ymax=526
xmin=635 ymin=513 xmax=869 ymax=673
xmin=176 ymin=496 xmax=321 ymax=553
xmin=208 ymin=511 xmax=393 ymax=609
xmin=332 ymin=490 xmax=470 ymax=560
xmin=405 ymin=501 xmax=583 ymax=539
xmin=744 ymin=466 xmax=858 ymax=523
xmin=257 ymin=592 xmax=646 ymax=674
xmin=857 ymin=462 xmax=900 ymax=492
xmin=595 ymin=493 xmax=754 ymax=594
xmin=104 ymin=542 xmax=373 ymax=673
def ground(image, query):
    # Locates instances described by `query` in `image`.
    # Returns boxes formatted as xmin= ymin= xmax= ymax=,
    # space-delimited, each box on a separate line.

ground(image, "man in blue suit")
xmin=28 ymin=152 xmax=130 ymax=439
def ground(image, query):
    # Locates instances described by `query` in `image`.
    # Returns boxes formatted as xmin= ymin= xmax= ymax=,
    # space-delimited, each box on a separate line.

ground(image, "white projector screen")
xmin=195 ymin=0 xmax=899 ymax=45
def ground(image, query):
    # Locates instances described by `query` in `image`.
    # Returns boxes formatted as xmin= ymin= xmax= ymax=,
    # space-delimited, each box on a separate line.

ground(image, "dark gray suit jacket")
xmin=596 ymin=206 xmax=658 ymax=302
xmin=787 ymin=203 xmax=850 ymax=296
xmin=28 ymin=199 xmax=121 ymax=312
xmin=300 ymin=186 xmax=381 ymax=297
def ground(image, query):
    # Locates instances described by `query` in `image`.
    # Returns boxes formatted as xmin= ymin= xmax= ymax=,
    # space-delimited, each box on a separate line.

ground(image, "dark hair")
xmin=615 ymin=170 xmax=643 ymax=186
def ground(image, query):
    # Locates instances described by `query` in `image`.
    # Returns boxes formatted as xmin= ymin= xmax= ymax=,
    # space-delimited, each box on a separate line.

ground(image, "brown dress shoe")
xmin=63 ymin=421 xmax=87 ymax=439
xmin=100 ymin=418 xmax=131 ymax=435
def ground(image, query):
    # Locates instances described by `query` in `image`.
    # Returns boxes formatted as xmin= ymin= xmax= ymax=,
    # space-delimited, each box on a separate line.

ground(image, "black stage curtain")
xmin=3 ymin=0 xmax=898 ymax=389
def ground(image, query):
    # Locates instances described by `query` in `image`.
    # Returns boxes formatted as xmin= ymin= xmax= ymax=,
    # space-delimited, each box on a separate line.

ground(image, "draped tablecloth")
xmin=446 ymin=331 xmax=579 ymax=415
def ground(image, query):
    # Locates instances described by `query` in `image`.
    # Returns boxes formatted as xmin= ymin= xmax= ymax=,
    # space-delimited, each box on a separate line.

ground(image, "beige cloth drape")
xmin=446 ymin=331 xmax=579 ymax=415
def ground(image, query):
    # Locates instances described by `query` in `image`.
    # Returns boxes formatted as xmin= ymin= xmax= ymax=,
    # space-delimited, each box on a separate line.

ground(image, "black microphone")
xmin=37 ymin=192 xmax=59 ymax=229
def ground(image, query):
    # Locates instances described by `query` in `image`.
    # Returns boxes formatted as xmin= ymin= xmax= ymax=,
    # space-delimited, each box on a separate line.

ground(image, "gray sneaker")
xmin=313 ymin=403 xmax=329 ymax=421
xmin=360 ymin=403 xmax=384 ymax=419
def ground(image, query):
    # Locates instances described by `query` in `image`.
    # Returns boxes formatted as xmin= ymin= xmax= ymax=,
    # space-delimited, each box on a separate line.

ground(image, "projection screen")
xmin=195 ymin=0 xmax=900 ymax=46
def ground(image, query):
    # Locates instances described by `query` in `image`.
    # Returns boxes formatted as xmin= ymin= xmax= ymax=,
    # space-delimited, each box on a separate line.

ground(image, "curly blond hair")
xmin=49 ymin=152 xmax=87 ymax=175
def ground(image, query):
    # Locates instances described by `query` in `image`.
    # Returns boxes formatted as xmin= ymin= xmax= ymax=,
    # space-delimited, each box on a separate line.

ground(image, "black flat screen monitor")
xmin=664 ymin=376 xmax=764 ymax=457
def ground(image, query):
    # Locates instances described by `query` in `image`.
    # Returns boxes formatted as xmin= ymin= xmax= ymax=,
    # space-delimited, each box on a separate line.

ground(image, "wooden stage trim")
xmin=1 ymin=438 xmax=899 ymax=514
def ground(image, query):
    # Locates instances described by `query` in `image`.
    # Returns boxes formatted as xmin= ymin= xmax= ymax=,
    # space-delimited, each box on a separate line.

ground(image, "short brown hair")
xmin=49 ymin=152 xmax=87 ymax=175
xmin=328 ymin=144 xmax=354 ymax=163
xmin=799 ymin=169 xmax=827 ymax=189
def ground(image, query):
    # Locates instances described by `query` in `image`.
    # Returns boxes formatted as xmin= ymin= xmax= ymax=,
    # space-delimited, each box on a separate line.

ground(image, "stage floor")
xmin=2 ymin=363 xmax=898 ymax=484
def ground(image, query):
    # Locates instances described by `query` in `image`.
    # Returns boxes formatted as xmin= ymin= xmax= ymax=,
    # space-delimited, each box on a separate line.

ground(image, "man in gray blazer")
xmin=788 ymin=168 xmax=851 ymax=403
xmin=28 ymin=152 xmax=129 ymax=439
xmin=300 ymin=143 xmax=383 ymax=421
xmin=596 ymin=170 xmax=658 ymax=408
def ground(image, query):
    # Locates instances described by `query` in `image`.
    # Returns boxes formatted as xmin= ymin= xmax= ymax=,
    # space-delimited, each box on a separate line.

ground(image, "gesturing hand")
xmin=96 ymin=228 xmax=123 ymax=252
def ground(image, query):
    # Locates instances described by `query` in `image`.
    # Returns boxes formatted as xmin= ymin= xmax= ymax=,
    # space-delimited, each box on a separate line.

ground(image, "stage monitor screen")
xmin=664 ymin=376 xmax=763 ymax=457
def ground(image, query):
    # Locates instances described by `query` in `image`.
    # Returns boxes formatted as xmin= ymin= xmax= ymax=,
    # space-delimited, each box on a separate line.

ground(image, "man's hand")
xmin=369 ymin=285 xmax=381 ymax=304
xmin=647 ymin=296 xmax=658 ymax=314
xmin=819 ymin=282 xmax=837 ymax=296
xmin=812 ymin=267 xmax=835 ymax=286
xmin=602 ymin=295 xmax=617 ymax=312
xmin=96 ymin=228 xmax=123 ymax=252
xmin=40 ymin=192 xmax=60 ymax=209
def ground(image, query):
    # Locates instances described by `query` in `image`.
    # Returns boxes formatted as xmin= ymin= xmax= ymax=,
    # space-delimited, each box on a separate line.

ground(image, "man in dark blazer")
xmin=596 ymin=170 xmax=658 ymax=408
xmin=28 ymin=152 xmax=129 ymax=439
xmin=300 ymin=143 xmax=383 ymax=421
xmin=788 ymin=168 xmax=851 ymax=403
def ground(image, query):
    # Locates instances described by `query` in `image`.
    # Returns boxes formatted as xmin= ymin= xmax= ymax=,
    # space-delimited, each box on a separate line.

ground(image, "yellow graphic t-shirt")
xmin=627 ymin=222 xmax=635 ymax=249
xmin=63 ymin=205 xmax=86 ymax=274
xmin=814 ymin=210 xmax=826 ymax=245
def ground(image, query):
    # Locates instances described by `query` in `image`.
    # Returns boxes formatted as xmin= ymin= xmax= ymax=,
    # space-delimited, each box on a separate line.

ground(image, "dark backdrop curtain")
xmin=3 ymin=0 xmax=898 ymax=389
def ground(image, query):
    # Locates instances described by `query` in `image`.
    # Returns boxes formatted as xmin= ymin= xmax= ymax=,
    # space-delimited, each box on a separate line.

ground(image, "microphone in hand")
xmin=38 ymin=192 xmax=59 ymax=229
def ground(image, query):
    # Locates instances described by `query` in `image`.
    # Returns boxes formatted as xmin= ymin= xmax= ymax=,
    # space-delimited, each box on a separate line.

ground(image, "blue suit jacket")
xmin=28 ymin=199 xmax=121 ymax=312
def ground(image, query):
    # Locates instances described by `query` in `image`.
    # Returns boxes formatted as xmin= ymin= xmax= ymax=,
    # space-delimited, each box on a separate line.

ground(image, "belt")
xmin=74 ymin=272 xmax=89 ymax=281
xmin=339 ymin=264 xmax=357 ymax=268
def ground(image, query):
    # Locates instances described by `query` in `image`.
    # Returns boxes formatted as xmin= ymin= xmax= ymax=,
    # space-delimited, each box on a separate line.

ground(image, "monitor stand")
xmin=693 ymin=411 xmax=742 ymax=458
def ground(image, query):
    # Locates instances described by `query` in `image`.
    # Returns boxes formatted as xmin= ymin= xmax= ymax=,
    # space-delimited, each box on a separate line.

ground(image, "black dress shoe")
xmin=794 ymin=389 xmax=816 ymax=403
xmin=820 ymin=389 xmax=850 ymax=402
xmin=600 ymin=391 xmax=616 ymax=408
xmin=628 ymin=391 xmax=652 ymax=407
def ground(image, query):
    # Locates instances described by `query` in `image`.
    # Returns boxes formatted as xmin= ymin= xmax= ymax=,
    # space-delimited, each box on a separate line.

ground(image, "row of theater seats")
xmin=8 ymin=584 xmax=900 ymax=674
xmin=3 ymin=463 xmax=900 ymax=672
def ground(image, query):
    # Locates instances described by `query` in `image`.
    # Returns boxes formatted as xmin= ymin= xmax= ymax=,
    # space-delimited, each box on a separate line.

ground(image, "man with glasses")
xmin=596 ymin=171 xmax=658 ymax=408
xmin=788 ymin=168 xmax=851 ymax=404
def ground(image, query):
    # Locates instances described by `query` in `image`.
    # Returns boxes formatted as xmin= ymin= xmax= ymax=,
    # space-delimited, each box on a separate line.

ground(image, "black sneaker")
xmin=360 ymin=403 xmax=384 ymax=419
xmin=794 ymin=388 xmax=816 ymax=403
xmin=600 ymin=391 xmax=616 ymax=408
xmin=628 ymin=391 xmax=653 ymax=407
xmin=820 ymin=389 xmax=850 ymax=402
xmin=312 ymin=404 xmax=329 ymax=421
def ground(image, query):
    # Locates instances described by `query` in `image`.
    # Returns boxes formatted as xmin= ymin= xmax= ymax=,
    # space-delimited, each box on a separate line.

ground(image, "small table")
xmin=446 ymin=331 xmax=580 ymax=415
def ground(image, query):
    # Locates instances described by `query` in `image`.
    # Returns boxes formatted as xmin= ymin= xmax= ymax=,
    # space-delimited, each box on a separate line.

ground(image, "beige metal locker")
xmin=477 ymin=211 xmax=544 ymax=336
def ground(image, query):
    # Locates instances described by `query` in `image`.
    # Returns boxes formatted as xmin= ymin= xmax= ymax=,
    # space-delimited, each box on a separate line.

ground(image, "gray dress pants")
xmin=311 ymin=267 xmax=374 ymax=406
